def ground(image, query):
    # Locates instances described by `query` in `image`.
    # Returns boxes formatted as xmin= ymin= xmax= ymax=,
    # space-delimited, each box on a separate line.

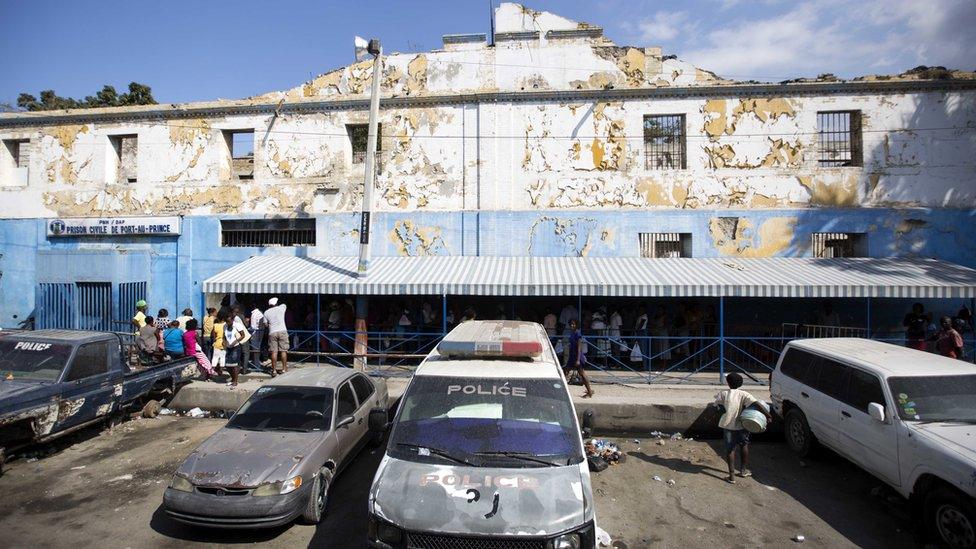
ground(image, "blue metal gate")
xmin=36 ymin=283 xmax=76 ymax=329
xmin=76 ymin=282 xmax=112 ymax=331
xmin=117 ymin=281 xmax=147 ymax=330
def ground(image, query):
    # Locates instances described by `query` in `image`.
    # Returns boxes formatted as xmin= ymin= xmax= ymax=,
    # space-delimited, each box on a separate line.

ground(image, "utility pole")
xmin=356 ymin=36 xmax=382 ymax=278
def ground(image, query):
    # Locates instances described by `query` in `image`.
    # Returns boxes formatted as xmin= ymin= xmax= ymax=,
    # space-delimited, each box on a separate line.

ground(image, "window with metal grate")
xmin=639 ymin=232 xmax=692 ymax=258
xmin=817 ymin=111 xmax=862 ymax=167
xmin=811 ymin=232 xmax=867 ymax=258
xmin=220 ymin=218 xmax=316 ymax=247
xmin=643 ymin=114 xmax=686 ymax=170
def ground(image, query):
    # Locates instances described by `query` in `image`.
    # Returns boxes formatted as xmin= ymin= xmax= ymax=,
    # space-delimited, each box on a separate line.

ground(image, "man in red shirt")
xmin=933 ymin=316 xmax=964 ymax=359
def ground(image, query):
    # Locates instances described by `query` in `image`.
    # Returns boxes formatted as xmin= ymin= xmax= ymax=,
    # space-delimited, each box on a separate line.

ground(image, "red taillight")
xmin=500 ymin=340 xmax=543 ymax=357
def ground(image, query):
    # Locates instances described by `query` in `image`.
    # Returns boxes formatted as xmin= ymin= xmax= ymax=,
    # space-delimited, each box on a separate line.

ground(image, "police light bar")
xmin=437 ymin=320 xmax=546 ymax=359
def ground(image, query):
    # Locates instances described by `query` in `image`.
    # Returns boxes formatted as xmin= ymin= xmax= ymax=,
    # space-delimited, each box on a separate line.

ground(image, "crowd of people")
xmin=130 ymin=297 xmax=293 ymax=387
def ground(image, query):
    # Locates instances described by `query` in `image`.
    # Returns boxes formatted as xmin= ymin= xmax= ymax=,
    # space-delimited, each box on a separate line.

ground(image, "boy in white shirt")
xmin=714 ymin=373 xmax=771 ymax=484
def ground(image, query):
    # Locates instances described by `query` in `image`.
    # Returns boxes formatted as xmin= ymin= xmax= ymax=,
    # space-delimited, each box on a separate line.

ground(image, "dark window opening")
xmin=110 ymin=135 xmax=138 ymax=183
xmin=220 ymin=218 xmax=316 ymax=247
xmin=644 ymin=114 xmax=686 ymax=170
xmin=224 ymin=130 xmax=254 ymax=180
xmin=817 ymin=111 xmax=862 ymax=167
xmin=639 ymin=232 xmax=692 ymax=258
xmin=351 ymin=374 xmax=375 ymax=405
xmin=6 ymin=139 xmax=30 ymax=169
xmin=812 ymin=232 xmax=867 ymax=258
xmin=336 ymin=382 xmax=357 ymax=418
xmin=65 ymin=341 xmax=109 ymax=381
xmin=347 ymin=123 xmax=382 ymax=166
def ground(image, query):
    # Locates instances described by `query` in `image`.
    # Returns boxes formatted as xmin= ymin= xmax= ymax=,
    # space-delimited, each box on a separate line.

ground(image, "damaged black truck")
xmin=0 ymin=330 xmax=198 ymax=472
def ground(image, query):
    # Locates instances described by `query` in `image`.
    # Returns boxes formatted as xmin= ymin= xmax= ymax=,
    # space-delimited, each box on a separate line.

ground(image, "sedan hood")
xmin=177 ymin=427 xmax=324 ymax=488
xmin=371 ymin=456 xmax=588 ymax=536
xmin=911 ymin=423 xmax=976 ymax=464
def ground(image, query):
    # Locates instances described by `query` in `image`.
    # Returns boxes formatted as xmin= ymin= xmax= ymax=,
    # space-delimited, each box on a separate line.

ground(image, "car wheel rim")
xmin=937 ymin=504 xmax=975 ymax=548
xmin=789 ymin=418 xmax=805 ymax=449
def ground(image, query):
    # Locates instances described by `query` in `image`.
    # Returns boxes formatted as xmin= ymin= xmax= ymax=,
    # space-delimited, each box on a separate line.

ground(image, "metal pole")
xmin=866 ymin=296 xmax=872 ymax=339
xmin=316 ymin=294 xmax=321 ymax=366
xmin=357 ymin=42 xmax=383 ymax=278
xmin=719 ymin=296 xmax=726 ymax=381
xmin=441 ymin=294 xmax=448 ymax=335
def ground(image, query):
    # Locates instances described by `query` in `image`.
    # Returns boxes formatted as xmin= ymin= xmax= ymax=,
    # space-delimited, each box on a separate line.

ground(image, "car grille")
xmin=195 ymin=486 xmax=251 ymax=497
xmin=406 ymin=532 xmax=546 ymax=549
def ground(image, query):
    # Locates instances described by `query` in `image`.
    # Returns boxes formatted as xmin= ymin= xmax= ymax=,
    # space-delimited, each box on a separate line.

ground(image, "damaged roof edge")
xmin=2 ymin=78 xmax=976 ymax=129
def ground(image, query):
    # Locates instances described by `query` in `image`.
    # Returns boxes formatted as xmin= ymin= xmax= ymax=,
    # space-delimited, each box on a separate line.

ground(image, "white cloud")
xmin=636 ymin=11 xmax=691 ymax=42
xmin=620 ymin=0 xmax=976 ymax=80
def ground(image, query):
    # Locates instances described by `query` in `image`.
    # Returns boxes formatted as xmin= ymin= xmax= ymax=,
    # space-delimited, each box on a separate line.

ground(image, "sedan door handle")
xmin=358 ymin=417 xmax=364 ymax=424
xmin=801 ymin=392 xmax=810 ymax=399
xmin=841 ymin=411 xmax=851 ymax=418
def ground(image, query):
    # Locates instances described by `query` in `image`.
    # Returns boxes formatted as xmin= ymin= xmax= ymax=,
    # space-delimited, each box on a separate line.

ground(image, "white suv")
xmin=770 ymin=338 xmax=976 ymax=549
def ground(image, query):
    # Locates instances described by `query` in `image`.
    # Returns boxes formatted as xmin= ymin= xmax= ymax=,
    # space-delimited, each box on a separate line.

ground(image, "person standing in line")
xmin=903 ymin=303 xmax=930 ymax=351
xmin=224 ymin=309 xmax=246 ymax=387
xmin=201 ymin=307 xmax=217 ymax=360
xmin=543 ymin=307 xmax=558 ymax=338
xmin=175 ymin=308 xmax=195 ymax=331
xmin=183 ymin=318 xmax=215 ymax=380
xmin=932 ymin=316 xmax=965 ymax=359
xmin=609 ymin=307 xmax=623 ymax=359
xmin=264 ymin=297 xmax=289 ymax=376
xmin=563 ymin=319 xmax=594 ymax=399
xmin=211 ymin=310 xmax=228 ymax=379
xmin=229 ymin=305 xmax=249 ymax=375
xmin=155 ymin=309 xmax=171 ymax=330
xmin=132 ymin=300 xmax=149 ymax=334
xmin=248 ymin=302 xmax=267 ymax=373
xmin=715 ymin=373 xmax=771 ymax=484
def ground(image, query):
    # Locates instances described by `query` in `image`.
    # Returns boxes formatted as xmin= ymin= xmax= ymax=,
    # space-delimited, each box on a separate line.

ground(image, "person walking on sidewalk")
xmin=715 ymin=373 xmax=771 ymax=484
xmin=563 ymin=319 xmax=594 ymax=398
xmin=247 ymin=302 xmax=267 ymax=372
xmin=264 ymin=297 xmax=289 ymax=375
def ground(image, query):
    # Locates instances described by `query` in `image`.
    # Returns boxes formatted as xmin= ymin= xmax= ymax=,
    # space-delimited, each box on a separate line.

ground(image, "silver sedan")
xmin=163 ymin=367 xmax=389 ymax=528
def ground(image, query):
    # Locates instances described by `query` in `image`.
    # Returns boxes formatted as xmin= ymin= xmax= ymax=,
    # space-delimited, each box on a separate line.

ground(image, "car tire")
xmin=925 ymin=486 xmax=976 ymax=549
xmin=302 ymin=467 xmax=333 ymax=525
xmin=785 ymin=408 xmax=816 ymax=458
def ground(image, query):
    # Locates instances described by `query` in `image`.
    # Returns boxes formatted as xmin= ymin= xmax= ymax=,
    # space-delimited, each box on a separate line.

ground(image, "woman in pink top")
xmin=183 ymin=319 xmax=215 ymax=380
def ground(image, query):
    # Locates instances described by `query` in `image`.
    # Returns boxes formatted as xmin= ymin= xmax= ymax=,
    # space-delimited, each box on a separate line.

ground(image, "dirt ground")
xmin=0 ymin=417 xmax=917 ymax=548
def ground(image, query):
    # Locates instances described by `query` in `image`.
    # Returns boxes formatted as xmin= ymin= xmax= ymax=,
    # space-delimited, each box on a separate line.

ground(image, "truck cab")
xmin=0 ymin=330 xmax=197 ymax=469
xmin=367 ymin=320 xmax=596 ymax=549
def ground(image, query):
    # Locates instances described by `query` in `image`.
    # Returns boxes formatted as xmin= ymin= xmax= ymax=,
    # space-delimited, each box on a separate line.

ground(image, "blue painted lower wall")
xmin=1 ymin=207 xmax=974 ymax=328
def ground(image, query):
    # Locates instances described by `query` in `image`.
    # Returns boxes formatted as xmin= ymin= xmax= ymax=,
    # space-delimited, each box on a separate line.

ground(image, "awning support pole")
xmin=355 ymin=296 xmax=368 ymax=371
xmin=316 ymin=294 xmax=321 ymax=366
xmin=971 ymin=298 xmax=975 ymax=365
xmin=719 ymin=296 xmax=726 ymax=382
xmin=441 ymin=294 xmax=448 ymax=335
xmin=866 ymin=296 xmax=872 ymax=339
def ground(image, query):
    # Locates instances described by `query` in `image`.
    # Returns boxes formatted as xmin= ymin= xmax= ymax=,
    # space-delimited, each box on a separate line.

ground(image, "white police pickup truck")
xmin=367 ymin=320 xmax=596 ymax=549
xmin=770 ymin=338 xmax=976 ymax=549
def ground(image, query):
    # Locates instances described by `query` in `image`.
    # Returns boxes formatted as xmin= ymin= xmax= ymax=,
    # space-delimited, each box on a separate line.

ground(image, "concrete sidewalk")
xmin=168 ymin=370 xmax=770 ymax=434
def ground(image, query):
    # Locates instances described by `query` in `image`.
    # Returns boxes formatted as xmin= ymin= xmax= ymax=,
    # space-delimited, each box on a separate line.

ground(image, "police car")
xmin=366 ymin=320 xmax=596 ymax=549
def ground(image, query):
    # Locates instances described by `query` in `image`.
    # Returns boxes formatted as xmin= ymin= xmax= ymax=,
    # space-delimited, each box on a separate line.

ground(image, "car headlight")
xmin=252 ymin=476 xmax=302 ymax=496
xmin=552 ymin=533 xmax=581 ymax=549
xmin=170 ymin=475 xmax=194 ymax=493
xmin=368 ymin=514 xmax=403 ymax=545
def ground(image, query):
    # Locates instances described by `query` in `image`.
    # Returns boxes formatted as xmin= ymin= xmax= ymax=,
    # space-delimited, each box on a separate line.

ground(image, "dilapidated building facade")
xmin=1 ymin=3 xmax=975 ymax=333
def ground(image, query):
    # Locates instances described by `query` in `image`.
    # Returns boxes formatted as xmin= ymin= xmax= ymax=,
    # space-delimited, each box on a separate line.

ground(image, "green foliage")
xmin=16 ymin=82 xmax=157 ymax=111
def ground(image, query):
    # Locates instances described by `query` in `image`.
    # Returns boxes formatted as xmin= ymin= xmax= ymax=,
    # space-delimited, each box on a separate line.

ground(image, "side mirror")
xmin=336 ymin=414 xmax=355 ymax=429
xmin=369 ymin=408 xmax=389 ymax=433
xmin=867 ymin=402 xmax=885 ymax=423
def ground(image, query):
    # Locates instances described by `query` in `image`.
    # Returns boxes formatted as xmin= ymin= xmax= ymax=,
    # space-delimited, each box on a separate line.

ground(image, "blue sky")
xmin=2 ymin=0 xmax=974 ymax=106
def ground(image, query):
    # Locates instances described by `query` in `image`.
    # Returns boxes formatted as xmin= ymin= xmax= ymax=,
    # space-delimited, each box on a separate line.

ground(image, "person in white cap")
xmin=264 ymin=297 xmax=288 ymax=375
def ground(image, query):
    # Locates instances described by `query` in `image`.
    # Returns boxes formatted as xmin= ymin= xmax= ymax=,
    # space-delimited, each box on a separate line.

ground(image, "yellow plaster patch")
xmin=710 ymin=217 xmax=797 ymax=257
xmin=406 ymin=55 xmax=428 ymax=94
xmin=796 ymin=174 xmax=858 ymax=207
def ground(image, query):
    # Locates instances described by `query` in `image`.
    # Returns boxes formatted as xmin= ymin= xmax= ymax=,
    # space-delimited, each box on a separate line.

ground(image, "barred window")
xmin=348 ymin=123 xmax=382 ymax=164
xmin=221 ymin=218 xmax=316 ymax=247
xmin=639 ymin=232 xmax=692 ymax=258
xmin=812 ymin=232 xmax=867 ymax=258
xmin=643 ymin=114 xmax=686 ymax=170
xmin=817 ymin=111 xmax=862 ymax=167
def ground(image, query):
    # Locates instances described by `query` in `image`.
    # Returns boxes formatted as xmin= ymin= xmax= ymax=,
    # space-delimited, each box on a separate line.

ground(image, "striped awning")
xmin=202 ymin=256 xmax=976 ymax=298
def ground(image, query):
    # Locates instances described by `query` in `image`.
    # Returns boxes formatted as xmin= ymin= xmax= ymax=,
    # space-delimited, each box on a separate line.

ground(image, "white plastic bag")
xmin=630 ymin=342 xmax=643 ymax=362
xmin=554 ymin=340 xmax=564 ymax=355
xmin=596 ymin=526 xmax=613 ymax=547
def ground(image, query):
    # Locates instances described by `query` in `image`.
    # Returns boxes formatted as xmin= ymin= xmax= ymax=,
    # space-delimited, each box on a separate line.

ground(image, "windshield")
xmin=389 ymin=376 xmax=583 ymax=467
xmin=0 ymin=340 xmax=73 ymax=381
xmin=227 ymin=386 xmax=334 ymax=432
xmin=888 ymin=375 xmax=976 ymax=422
